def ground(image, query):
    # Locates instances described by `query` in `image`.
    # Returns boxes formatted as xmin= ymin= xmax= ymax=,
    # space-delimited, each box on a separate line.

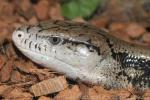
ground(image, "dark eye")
xmin=49 ymin=37 xmax=61 ymax=45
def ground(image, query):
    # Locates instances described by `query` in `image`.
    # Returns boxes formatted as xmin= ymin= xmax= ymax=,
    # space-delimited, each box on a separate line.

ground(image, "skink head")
xmin=12 ymin=20 xmax=108 ymax=80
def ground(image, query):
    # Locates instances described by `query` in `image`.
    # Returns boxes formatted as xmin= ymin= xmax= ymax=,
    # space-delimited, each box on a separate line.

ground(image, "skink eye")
xmin=49 ymin=37 xmax=61 ymax=45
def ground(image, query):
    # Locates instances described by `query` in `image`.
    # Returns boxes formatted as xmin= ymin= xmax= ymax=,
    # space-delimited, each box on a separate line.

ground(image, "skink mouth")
xmin=16 ymin=45 xmax=74 ymax=67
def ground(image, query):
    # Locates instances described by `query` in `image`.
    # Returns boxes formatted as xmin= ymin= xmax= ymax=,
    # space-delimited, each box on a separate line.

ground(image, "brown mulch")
xmin=0 ymin=0 xmax=149 ymax=100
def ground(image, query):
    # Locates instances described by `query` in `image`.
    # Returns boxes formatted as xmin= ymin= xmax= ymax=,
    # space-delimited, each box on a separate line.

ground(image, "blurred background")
xmin=0 ymin=0 xmax=150 ymax=47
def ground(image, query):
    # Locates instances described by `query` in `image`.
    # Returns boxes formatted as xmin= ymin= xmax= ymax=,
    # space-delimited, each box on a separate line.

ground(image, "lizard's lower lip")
xmin=14 ymin=45 xmax=82 ymax=79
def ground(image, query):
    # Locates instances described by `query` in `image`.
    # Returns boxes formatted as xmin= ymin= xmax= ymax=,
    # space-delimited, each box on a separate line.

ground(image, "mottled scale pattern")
xmin=12 ymin=20 xmax=150 ymax=89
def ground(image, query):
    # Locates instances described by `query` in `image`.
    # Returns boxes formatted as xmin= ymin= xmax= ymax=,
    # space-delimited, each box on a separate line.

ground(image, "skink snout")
xmin=12 ymin=27 xmax=25 ymax=46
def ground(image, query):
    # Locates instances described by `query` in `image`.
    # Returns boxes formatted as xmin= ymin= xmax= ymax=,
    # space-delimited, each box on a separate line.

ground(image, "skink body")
xmin=12 ymin=20 xmax=150 ymax=89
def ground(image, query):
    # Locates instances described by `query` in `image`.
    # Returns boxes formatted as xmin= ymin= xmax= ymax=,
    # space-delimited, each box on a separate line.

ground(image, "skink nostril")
xmin=18 ymin=34 xmax=22 ymax=37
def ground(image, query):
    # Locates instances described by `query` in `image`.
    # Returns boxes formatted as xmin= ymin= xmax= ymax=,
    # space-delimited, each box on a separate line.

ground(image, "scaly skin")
xmin=12 ymin=20 xmax=150 ymax=89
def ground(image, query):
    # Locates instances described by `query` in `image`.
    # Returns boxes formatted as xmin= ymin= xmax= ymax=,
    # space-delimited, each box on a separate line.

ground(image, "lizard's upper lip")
xmin=12 ymin=31 xmax=16 ymax=43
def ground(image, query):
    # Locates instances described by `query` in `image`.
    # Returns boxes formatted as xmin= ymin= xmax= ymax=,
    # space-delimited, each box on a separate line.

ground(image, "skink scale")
xmin=12 ymin=20 xmax=150 ymax=89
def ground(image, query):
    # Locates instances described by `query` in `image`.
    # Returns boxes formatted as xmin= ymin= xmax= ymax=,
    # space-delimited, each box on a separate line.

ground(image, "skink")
xmin=12 ymin=20 xmax=150 ymax=89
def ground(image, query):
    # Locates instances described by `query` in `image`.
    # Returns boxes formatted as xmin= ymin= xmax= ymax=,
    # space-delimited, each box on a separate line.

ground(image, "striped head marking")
xmin=12 ymin=20 xmax=107 ymax=81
